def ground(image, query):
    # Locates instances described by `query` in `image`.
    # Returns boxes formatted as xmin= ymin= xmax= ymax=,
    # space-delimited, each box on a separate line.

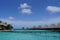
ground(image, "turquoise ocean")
xmin=0 ymin=30 xmax=60 ymax=40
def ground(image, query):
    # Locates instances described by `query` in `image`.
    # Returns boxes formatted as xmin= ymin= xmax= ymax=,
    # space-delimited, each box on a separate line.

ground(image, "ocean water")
xmin=0 ymin=30 xmax=60 ymax=40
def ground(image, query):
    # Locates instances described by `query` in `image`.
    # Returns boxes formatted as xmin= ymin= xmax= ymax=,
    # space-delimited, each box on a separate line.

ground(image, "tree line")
xmin=21 ymin=23 xmax=60 ymax=30
xmin=0 ymin=21 xmax=13 ymax=30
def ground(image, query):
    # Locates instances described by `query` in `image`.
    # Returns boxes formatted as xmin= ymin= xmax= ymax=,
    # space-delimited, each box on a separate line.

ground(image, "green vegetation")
xmin=0 ymin=21 xmax=13 ymax=30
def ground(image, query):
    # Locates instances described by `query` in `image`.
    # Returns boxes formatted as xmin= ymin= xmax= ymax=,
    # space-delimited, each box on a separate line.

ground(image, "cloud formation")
xmin=20 ymin=3 xmax=31 ymax=8
xmin=18 ymin=3 xmax=32 ymax=14
xmin=8 ymin=16 xmax=14 ymax=20
xmin=46 ymin=6 xmax=60 ymax=13
xmin=21 ymin=9 xmax=32 ymax=14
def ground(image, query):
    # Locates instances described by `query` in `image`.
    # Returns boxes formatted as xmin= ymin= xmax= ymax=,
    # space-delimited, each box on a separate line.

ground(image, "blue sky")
xmin=0 ymin=0 xmax=60 ymax=28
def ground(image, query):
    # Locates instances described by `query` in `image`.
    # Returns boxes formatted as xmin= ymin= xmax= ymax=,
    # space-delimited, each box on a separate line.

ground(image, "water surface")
xmin=0 ymin=30 xmax=60 ymax=40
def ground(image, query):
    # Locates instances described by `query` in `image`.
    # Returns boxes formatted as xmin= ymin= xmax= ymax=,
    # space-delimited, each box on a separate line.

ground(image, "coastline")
xmin=0 ymin=29 xmax=60 ymax=32
xmin=0 ymin=30 xmax=14 ymax=32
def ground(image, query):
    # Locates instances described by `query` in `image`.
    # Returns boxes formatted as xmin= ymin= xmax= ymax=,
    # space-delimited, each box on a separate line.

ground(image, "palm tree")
xmin=50 ymin=24 xmax=56 ymax=28
xmin=4 ymin=22 xmax=7 ymax=24
xmin=0 ymin=25 xmax=6 ymax=30
xmin=6 ymin=24 xmax=13 ymax=30
xmin=0 ymin=21 xmax=13 ymax=30
xmin=43 ymin=24 xmax=48 ymax=28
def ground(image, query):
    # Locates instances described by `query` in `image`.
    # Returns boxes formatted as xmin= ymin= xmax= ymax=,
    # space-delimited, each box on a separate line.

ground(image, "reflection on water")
xmin=0 ymin=30 xmax=60 ymax=40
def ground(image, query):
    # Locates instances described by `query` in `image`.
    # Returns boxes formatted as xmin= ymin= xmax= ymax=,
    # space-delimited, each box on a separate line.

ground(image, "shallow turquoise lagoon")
xmin=0 ymin=30 xmax=60 ymax=40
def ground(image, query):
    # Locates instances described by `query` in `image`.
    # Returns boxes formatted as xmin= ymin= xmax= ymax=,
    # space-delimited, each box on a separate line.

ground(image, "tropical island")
xmin=21 ymin=23 xmax=60 ymax=31
xmin=0 ymin=20 xmax=60 ymax=31
xmin=0 ymin=21 xmax=13 ymax=31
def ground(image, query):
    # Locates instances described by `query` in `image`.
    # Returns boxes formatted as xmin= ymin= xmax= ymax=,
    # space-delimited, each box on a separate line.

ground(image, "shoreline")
xmin=0 ymin=30 xmax=14 ymax=32
xmin=0 ymin=30 xmax=60 ymax=32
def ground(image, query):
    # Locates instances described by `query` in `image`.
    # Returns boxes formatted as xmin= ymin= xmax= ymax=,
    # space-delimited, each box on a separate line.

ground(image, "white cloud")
xmin=8 ymin=16 xmax=14 ymax=20
xmin=20 ymin=3 xmax=31 ymax=8
xmin=21 ymin=9 xmax=32 ymax=14
xmin=18 ymin=3 xmax=32 ymax=14
xmin=46 ymin=6 xmax=60 ymax=13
